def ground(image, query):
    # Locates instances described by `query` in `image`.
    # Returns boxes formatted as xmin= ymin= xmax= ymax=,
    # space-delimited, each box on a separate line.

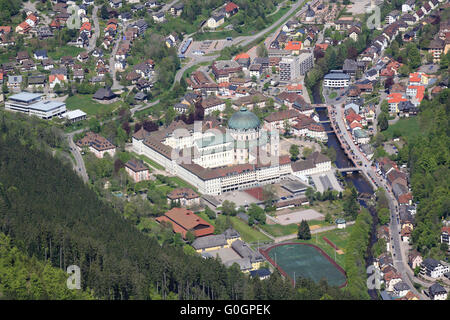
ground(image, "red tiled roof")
xmin=287 ymin=84 xmax=302 ymax=91
xmin=388 ymin=92 xmax=407 ymax=104
xmin=315 ymin=43 xmax=329 ymax=51
xmin=26 ymin=14 xmax=38 ymax=22
xmin=398 ymin=193 xmax=412 ymax=204
xmin=80 ymin=22 xmax=92 ymax=31
xmin=157 ymin=208 xmax=214 ymax=239
xmin=49 ymin=74 xmax=65 ymax=82
xmin=225 ymin=2 xmax=239 ymax=13
xmin=346 ymin=112 xmax=363 ymax=124
xmin=285 ymin=41 xmax=302 ymax=51
xmin=234 ymin=52 xmax=250 ymax=60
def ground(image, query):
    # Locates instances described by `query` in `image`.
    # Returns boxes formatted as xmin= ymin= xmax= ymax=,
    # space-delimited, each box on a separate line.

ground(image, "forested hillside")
xmin=0 ymin=111 xmax=354 ymax=300
xmin=0 ymin=233 xmax=93 ymax=300
xmin=0 ymin=0 xmax=21 ymax=25
xmin=408 ymin=89 xmax=450 ymax=259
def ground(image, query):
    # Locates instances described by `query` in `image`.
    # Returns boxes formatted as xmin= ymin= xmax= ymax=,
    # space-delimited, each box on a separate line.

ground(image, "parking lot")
xmin=186 ymin=39 xmax=227 ymax=56
xmin=274 ymin=209 xmax=324 ymax=225
xmin=215 ymin=189 xmax=260 ymax=208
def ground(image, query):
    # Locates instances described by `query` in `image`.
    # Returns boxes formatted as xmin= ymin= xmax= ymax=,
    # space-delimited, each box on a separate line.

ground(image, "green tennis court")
xmin=261 ymin=243 xmax=347 ymax=287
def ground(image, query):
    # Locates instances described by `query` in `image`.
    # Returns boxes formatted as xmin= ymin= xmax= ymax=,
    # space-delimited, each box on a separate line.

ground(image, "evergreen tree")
xmin=297 ymin=220 xmax=311 ymax=240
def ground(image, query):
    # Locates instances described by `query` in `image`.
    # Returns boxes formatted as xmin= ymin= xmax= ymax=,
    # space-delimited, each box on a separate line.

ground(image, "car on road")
xmin=281 ymin=197 xmax=287 ymax=200
xmin=226 ymin=37 xmax=233 ymax=41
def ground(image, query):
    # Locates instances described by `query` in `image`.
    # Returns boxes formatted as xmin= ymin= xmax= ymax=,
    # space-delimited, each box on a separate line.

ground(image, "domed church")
xmin=132 ymin=108 xmax=289 ymax=195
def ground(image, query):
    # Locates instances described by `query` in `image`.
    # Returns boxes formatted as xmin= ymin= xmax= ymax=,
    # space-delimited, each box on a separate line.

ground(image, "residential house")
xmin=167 ymin=188 xmax=200 ymax=207
xmin=124 ymin=159 xmax=150 ymax=182
xmin=408 ymin=250 xmax=423 ymax=270
xmin=49 ymin=74 xmax=66 ymax=89
xmin=441 ymin=226 xmax=450 ymax=247
xmin=225 ymin=2 xmax=239 ymax=17
xmin=170 ymin=3 xmax=184 ymax=16
xmin=76 ymin=132 xmax=116 ymax=158
xmin=207 ymin=14 xmax=225 ymax=29
xmin=153 ymin=12 xmax=166 ymax=23
xmin=428 ymin=283 xmax=448 ymax=300
xmin=392 ymin=282 xmax=410 ymax=298
xmin=41 ymin=59 xmax=55 ymax=71
xmin=420 ymin=258 xmax=450 ymax=278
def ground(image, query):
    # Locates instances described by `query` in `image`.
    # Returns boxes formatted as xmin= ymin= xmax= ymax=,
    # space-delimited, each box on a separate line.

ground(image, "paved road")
xmin=328 ymin=98 xmax=427 ymax=299
xmin=66 ymin=130 xmax=89 ymax=183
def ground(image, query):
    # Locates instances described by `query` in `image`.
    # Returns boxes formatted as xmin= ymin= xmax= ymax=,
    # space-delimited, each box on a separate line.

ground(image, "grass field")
xmin=261 ymin=219 xmax=328 ymax=238
xmin=229 ymin=216 xmax=271 ymax=243
xmin=291 ymin=225 xmax=355 ymax=268
xmin=383 ymin=117 xmax=422 ymax=142
xmin=65 ymin=94 xmax=122 ymax=116
xmin=167 ymin=176 xmax=199 ymax=193
xmin=197 ymin=212 xmax=271 ymax=243
xmin=48 ymin=45 xmax=85 ymax=61
xmin=329 ymin=92 xmax=338 ymax=99
xmin=132 ymin=153 xmax=165 ymax=170
xmin=194 ymin=6 xmax=291 ymax=41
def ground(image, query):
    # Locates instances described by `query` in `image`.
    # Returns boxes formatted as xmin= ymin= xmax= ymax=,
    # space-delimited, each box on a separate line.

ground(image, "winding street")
xmin=329 ymin=101 xmax=427 ymax=299
xmin=66 ymin=129 xmax=89 ymax=184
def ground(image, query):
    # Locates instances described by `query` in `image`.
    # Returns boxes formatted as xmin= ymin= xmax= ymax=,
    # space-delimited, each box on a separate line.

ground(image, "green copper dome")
xmin=228 ymin=107 xmax=260 ymax=131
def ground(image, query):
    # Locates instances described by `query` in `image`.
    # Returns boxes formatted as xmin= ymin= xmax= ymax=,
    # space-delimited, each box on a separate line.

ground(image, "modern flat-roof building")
xmin=28 ymin=100 xmax=67 ymax=119
xmin=5 ymin=92 xmax=66 ymax=119
xmin=323 ymin=71 xmax=351 ymax=88
xmin=297 ymin=51 xmax=314 ymax=75
xmin=280 ymin=56 xmax=300 ymax=81
xmin=64 ymin=110 xmax=87 ymax=123
xmin=5 ymin=92 xmax=43 ymax=112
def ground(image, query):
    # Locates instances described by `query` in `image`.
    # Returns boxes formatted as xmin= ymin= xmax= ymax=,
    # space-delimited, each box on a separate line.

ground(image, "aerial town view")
xmin=0 ymin=0 xmax=448 ymax=310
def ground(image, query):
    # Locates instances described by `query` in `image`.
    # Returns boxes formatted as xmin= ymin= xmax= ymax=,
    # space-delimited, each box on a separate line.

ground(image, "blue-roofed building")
xmin=380 ymin=290 xmax=393 ymax=300
xmin=249 ymin=268 xmax=271 ymax=280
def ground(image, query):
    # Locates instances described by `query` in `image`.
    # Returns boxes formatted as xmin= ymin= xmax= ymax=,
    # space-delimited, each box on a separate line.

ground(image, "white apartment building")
xmin=323 ymin=71 xmax=350 ymax=88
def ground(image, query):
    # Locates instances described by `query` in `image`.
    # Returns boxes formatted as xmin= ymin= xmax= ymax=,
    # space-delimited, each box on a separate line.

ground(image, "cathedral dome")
xmin=228 ymin=107 xmax=260 ymax=131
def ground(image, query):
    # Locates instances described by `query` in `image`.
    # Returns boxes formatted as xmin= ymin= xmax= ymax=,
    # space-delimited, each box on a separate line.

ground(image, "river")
xmin=311 ymin=83 xmax=379 ymax=300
